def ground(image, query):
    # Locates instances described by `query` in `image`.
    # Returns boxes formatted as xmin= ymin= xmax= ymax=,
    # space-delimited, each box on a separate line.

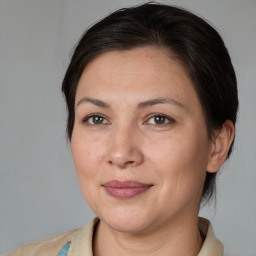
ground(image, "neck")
xmin=93 ymin=214 xmax=203 ymax=256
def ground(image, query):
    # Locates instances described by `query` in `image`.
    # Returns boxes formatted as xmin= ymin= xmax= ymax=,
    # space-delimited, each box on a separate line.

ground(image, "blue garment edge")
xmin=57 ymin=241 xmax=71 ymax=256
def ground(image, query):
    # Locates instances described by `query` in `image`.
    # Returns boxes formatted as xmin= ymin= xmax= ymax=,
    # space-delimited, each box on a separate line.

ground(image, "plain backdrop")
xmin=0 ymin=0 xmax=255 ymax=255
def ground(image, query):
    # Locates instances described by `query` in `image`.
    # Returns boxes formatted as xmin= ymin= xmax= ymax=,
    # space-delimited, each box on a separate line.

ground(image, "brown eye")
xmin=147 ymin=114 xmax=175 ymax=126
xmin=154 ymin=116 xmax=166 ymax=124
xmin=84 ymin=115 xmax=108 ymax=125
xmin=92 ymin=116 xmax=104 ymax=124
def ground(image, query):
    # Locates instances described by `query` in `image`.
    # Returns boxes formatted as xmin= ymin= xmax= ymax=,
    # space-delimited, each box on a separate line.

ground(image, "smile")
xmin=102 ymin=180 xmax=153 ymax=199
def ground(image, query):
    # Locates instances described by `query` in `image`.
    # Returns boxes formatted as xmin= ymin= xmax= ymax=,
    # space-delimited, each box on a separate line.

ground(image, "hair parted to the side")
xmin=62 ymin=2 xmax=238 ymax=204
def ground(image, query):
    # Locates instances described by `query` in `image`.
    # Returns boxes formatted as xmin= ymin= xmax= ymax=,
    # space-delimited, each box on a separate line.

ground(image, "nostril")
xmin=108 ymin=160 xmax=135 ymax=167
xmin=125 ymin=161 xmax=135 ymax=166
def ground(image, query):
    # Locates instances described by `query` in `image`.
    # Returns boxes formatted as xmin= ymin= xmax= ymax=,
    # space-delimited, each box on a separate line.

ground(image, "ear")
xmin=206 ymin=120 xmax=235 ymax=173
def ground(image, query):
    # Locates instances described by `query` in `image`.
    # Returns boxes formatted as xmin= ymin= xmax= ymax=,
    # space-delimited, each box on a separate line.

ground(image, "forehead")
xmin=75 ymin=47 xmax=199 ymax=108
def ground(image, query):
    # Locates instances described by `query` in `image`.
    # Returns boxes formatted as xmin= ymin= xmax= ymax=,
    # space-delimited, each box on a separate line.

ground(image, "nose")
xmin=107 ymin=125 xmax=144 ymax=169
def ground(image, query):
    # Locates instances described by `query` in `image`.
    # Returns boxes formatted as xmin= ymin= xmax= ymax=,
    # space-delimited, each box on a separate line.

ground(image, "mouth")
xmin=102 ymin=180 xmax=153 ymax=199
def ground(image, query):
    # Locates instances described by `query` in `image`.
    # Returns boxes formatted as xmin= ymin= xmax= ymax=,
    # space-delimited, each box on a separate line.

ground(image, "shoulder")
xmin=4 ymin=228 xmax=80 ymax=256
xmin=4 ymin=218 xmax=98 ymax=256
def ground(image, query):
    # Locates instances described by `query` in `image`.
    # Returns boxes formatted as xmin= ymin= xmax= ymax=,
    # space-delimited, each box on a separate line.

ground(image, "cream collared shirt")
xmin=5 ymin=217 xmax=223 ymax=256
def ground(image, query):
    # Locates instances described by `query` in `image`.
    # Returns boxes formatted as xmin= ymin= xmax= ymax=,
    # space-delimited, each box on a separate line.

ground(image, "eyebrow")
xmin=77 ymin=97 xmax=111 ymax=108
xmin=76 ymin=97 xmax=185 ymax=109
xmin=137 ymin=98 xmax=185 ymax=109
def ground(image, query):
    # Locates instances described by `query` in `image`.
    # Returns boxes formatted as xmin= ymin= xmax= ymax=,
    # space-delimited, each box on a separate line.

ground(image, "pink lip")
xmin=103 ymin=180 xmax=153 ymax=199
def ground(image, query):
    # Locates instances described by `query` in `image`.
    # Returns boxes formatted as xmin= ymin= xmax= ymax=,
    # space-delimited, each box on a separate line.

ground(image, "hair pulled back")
xmin=62 ymin=2 xmax=238 ymax=203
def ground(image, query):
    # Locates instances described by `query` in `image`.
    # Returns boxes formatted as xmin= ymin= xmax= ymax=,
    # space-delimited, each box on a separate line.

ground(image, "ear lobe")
xmin=206 ymin=120 xmax=235 ymax=173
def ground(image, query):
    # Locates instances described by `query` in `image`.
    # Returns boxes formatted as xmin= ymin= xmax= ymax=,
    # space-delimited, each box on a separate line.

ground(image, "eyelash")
xmin=81 ymin=113 xmax=175 ymax=127
xmin=82 ymin=113 xmax=109 ymax=125
xmin=145 ymin=113 xmax=175 ymax=126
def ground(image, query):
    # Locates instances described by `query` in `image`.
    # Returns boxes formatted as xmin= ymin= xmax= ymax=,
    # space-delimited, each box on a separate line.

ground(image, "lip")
xmin=102 ymin=180 xmax=153 ymax=199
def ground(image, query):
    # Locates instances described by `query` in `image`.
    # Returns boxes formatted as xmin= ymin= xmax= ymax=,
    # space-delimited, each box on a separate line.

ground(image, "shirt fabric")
xmin=5 ymin=217 xmax=223 ymax=256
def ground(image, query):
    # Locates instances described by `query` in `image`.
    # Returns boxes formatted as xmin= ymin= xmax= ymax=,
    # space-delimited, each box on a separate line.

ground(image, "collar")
xmin=68 ymin=217 xmax=223 ymax=256
xmin=198 ymin=217 xmax=223 ymax=256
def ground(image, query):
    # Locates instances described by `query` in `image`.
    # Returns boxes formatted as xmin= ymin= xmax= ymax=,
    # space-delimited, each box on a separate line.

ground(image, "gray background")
xmin=0 ymin=0 xmax=255 ymax=255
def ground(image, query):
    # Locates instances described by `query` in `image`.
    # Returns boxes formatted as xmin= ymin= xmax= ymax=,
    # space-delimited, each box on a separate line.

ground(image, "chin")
xmin=103 ymin=217 xmax=152 ymax=233
xmin=97 ymin=206 xmax=157 ymax=233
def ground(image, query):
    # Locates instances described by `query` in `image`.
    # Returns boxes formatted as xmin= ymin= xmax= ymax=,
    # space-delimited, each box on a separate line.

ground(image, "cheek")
xmin=71 ymin=128 xmax=106 ymax=182
xmin=71 ymin=130 xmax=106 ymax=211
xmin=149 ymin=134 xmax=207 ymax=169
xmin=147 ymin=130 xmax=209 ymax=191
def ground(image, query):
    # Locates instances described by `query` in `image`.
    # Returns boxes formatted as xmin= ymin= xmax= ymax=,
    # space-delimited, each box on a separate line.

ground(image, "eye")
xmin=82 ymin=114 xmax=109 ymax=125
xmin=146 ymin=114 xmax=175 ymax=126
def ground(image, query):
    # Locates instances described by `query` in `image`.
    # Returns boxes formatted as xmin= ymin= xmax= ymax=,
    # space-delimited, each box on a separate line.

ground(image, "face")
xmin=71 ymin=47 xmax=213 ymax=233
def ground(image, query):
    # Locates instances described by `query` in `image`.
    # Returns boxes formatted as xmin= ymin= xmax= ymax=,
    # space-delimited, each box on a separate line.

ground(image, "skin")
xmin=71 ymin=46 xmax=234 ymax=256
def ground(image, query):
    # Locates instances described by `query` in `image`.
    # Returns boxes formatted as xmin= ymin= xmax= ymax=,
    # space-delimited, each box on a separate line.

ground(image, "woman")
xmin=6 ymin=2 xmax=238 ymax=256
